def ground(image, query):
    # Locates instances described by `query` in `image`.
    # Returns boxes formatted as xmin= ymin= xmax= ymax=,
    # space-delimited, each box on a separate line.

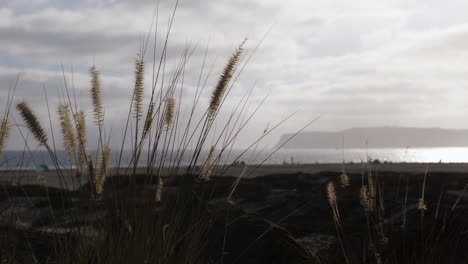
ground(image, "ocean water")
xmin=270 ymin=148 xmax=468 ymax=164
xmin=1 ymin=147 xmax=468 ymax=170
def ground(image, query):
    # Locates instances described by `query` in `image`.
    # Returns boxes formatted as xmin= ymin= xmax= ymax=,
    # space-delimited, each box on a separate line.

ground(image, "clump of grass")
xmin=321 ymin=166 xmax=468 ymax=264
xmin=3 ymin=5 xmax=310 ymax=263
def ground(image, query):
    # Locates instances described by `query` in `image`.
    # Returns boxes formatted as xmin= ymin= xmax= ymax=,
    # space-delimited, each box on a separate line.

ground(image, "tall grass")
xmin=322 ymin=163 xmax=468 ymax=264
xmin=2 ymin=3 xmax=465 ymax=264
xmin=0 ymin=4 xmax=295 ymax=262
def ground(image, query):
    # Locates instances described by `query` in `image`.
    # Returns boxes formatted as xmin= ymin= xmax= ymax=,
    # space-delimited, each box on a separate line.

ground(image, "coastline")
xmin=2 ymin=162 xmax=468 ymax=189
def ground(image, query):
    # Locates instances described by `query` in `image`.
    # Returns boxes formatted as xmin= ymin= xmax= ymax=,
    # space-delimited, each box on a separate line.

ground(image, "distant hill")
xmin=277 ymin=127 xmax=468 ymax=149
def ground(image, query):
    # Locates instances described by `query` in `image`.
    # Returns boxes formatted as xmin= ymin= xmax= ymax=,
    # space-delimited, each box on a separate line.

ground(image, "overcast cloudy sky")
xmin=2 ymin=0 xmax=468 ymax=149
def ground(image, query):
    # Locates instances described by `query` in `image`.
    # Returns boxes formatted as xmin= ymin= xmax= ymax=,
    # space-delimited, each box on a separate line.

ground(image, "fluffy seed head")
xmin=95 ymin=144 xmax=111 ymax=195
xmin=164 ymin=98 xmax=176 ymax=130
xmin=74 ymin=110 xmax=87 ymax=172
xmin=58 ymin=104 xmax=76 ymax=157
xmin=327 ymin=182 xmax=337 ymax=207
xmin=360 ymin=185 xmax=374 ymax=211
xmin=133 ymin=58 xmax=145 ymax=119
xmin=327 ymin=182 xmax=341 ymax=224
xmin=16 ymin=101 xmax=48 ymax=145
xmin=90 ymin=66 xmax=104 ymax=125
xmin=418 ymin=198 xmax=427 ymax=211
xmin=208 ymin=39 xmax=246 ymax=120
xmin=0 ymin=119 xmax=10 ymax=157
xmin=200 ymin=146 xmax=215 ymax=181
xmin=155 ymin=176 xmax=163 ymax=202
xmin=142 ymin=102 xmax=155 ymax=139
xmin=74 ymin=111 xmax=86 ymax=144
xmin=340 ymin=171 xmax=350 ymax=187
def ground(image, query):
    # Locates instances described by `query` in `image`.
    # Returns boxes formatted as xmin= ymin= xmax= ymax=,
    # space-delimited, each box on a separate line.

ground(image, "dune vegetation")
xmin=0 ymin=3 xmax=467 ymax=264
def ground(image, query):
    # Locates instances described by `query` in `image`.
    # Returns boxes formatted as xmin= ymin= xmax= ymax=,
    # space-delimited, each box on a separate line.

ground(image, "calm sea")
xmin=1 ymin=148 xmax=468 ymax=170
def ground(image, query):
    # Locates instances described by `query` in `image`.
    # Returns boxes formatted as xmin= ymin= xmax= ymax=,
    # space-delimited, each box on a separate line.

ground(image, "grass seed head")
xmin=90 ymin=66 xmax=104 ymax=125
xmin=74 ymin=110 xmax=88 ymax=172
xmin=208 ymin=39 xmax=246 ymax=120
xmin=155 ymin=176 xmax=163 ymax=202
xmin=133 ymin=58 xmax=145 ymax=119
xmin=326 ymin=182 xmax=341 ymax=224
xmin=340 ymin=171 xmax=350 ymax=187
xmin=164 ymin=98 xmax=176 ymax=130
xmin=142 ymin=101 xmax=155 ymax=139
xmin=0 ymin=118 xmax=10 ymax=157
xmin=16 ymin=101 xmax=48 ymax=145
xmin=95 ymin=144 xmax=111 ymax=195
xmin=200 ymin=146 xmax=215 ymax=181
xmin=58 ymin=104 xmax=76 ymax=157
xmin=327 ymin=182 xmax=337 ymax=206
xmin=360 ymin=185 xmax=374 ymax=211
xmin=418 ymin=198 xmax=427 ymax=211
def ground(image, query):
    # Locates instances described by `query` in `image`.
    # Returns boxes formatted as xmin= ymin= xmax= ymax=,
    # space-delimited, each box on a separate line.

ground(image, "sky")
xmin=2 ymin=0 xmax=468 ymax=150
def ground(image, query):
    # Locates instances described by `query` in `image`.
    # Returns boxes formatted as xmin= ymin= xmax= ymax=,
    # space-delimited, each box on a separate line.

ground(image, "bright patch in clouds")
xmin=1 ymin=0 xmax=467 ymax=148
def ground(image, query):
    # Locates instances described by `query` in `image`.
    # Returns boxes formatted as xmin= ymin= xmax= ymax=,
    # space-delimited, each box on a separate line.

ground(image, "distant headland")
xmin=277 ymin=127 xmax=468 ymax=149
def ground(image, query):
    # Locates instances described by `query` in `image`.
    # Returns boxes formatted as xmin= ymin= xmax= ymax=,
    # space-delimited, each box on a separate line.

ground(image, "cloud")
xmin=2 ymin=0 xmax=468 ymax=149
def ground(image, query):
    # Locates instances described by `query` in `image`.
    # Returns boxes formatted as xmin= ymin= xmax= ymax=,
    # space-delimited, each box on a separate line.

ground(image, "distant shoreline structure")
xmin=277 ymin=127 xmax=468 ymax=149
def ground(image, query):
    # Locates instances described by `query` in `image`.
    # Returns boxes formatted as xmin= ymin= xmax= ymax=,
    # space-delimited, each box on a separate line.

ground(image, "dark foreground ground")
xmin=0 ymin=165 xmax=467 ymax=263
xmin=5 ymin=162 xmax=468 ymax=189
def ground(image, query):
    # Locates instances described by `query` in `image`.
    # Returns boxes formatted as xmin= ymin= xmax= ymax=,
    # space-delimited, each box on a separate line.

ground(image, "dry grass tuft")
xmin=16 ymin=101 xmax=48 ymax=145
xmin=133 ymin=58 xmax=145 ymax=119
xmin=58 ymin=104 xmax=76 ymax=158
xmin=208 ymin=39 xmax=246 ymax=119
xmin=90 ymin=66 xmax=104 ymax=125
